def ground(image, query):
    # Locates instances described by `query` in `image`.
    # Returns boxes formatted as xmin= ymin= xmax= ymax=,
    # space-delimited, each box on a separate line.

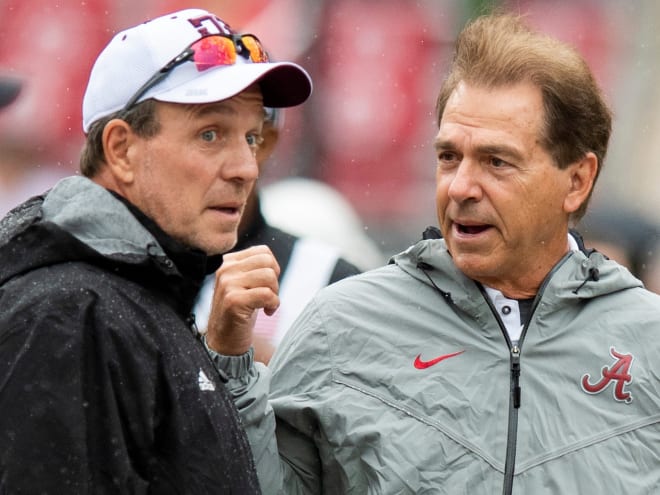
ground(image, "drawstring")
xmin=572 ymin=267 xmax=600 ymax=294
xmin=419 ymin=258 xmax=600 ymax=297
xmin=417 ymin=261 xmax=456 ymax=307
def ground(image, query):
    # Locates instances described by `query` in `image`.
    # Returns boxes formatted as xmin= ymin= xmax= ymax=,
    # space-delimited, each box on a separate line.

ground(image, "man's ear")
xmin=102 ymin=119 xmax=137 ymax=185
xmin=256 ymin=124 xmax=279 ymax=166
xmin=564 ymin=151 xmax=598 ymax=215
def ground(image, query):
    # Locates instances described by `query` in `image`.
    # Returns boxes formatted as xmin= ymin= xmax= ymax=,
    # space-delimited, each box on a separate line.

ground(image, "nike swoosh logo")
xmin=414 ymin=350 xmax=465 ymax=369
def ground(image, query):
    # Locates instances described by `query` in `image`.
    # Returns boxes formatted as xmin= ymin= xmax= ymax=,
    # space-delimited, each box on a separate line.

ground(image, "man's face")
xmin=127 ymin=87 xmax=263 ymax=255
xmin=434 ymin=81 xmax=577 ymax=297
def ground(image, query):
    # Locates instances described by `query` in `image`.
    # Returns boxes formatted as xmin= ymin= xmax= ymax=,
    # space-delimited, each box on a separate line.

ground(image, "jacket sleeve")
xmin=0 ymin=302 xmax=90 ymax=490
xmin=0 ymin=287 xmax=157 ymax=492
xmin=204 ymin=345 xmax=288 ymax=492
xmin=206 ymin=298 xmax=336 ymax=494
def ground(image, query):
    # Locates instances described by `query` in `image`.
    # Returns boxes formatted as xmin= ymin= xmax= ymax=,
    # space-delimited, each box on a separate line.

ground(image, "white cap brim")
xmin=152 ymin=60 xmax=312 ymax=108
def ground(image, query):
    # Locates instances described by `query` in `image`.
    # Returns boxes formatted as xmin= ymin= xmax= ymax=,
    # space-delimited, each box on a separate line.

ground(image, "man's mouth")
xmin=208 ymin=203 xmax=243 ymax=218
xmin=214 ymin=206 xmax=239 ymax=214
xmin=455 ymin=223 xmax=491 ymax=235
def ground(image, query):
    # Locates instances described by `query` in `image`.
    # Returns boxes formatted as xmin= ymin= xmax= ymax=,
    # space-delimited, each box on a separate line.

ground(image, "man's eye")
xmin=491 ymin=157 xmax=508 ymax=168
xmin=247 ymin=134 xmax=264 ymax=147
xmin=437 ymin=151 xmax=459 ymax=165
xmin=200 ymin=130 xmax=218 ymax=142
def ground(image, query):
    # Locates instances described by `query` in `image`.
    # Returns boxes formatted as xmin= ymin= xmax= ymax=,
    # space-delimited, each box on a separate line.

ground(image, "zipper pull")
xmin=186 ymin=313 xmax=200 ymax=337
xmin=511 ymin=345 xmax=521 ymax=409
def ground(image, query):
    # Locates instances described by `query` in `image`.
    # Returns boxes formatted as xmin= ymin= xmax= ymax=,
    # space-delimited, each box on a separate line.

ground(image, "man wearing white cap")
xmin=0 ymin=8 xmax=310 ymax=493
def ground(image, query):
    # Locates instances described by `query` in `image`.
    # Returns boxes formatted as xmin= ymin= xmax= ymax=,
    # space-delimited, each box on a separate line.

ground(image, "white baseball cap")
xmin=82 ymin=8 xmax=312 ymax=132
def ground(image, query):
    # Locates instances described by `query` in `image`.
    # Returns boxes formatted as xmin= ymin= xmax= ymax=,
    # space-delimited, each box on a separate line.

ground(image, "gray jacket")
xmin=213 ymin=235 xmax=660 ymax=494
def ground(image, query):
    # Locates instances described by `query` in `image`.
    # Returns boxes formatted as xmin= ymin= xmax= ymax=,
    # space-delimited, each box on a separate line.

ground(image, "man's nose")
xmin=447 ymin=159 xmax=483 ymax=203
xmin=221 ymin=141 xmax=260 ymax=183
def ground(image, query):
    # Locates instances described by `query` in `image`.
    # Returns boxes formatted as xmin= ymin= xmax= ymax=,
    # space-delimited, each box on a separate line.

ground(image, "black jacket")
xmin=0 ymin=176 xmax=260 ymax=494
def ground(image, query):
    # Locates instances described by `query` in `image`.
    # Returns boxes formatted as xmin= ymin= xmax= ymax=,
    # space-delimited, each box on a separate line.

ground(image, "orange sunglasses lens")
xmin=191 ymin=36 xmax=237 ymax=71
xmin=241 ymin=35 xmax=269 ymax=63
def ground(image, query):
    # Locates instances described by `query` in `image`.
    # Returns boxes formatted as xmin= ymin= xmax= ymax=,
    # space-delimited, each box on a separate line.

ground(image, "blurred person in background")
xmin=0 ymin=8 xmax=311 ymax=492
xmin=202 ymin=12 xmax=660 ymax=494
xmin=0 ymin=73 xmax=21 ymax=109
xmin=0 ymin=73 xmax=64 ymax=217
xmin=195 ymin=106 xmax=363 ymax=364
xmin=579 ymin=205 xmax=660 ymax=293
xmin=259 ymin=175 xmax=385 ymax=271
xmin=0 ymin=1 xmax=111 ymax=217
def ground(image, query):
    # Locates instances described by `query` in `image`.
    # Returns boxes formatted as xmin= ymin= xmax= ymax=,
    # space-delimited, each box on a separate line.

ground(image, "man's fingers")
xmin=220 ymin=286 xmax=280 ymax=316
xmin=215 ymin=245 xmax=280 ymax=303
xmin=216 ymin=265 xmax=278 ymax=289
xmin=223 ymin=244 xmax=272 ymax=259
xmin=221 ymin=245 xmax=280 ymax=276
xmin=204 ymin=244 xmax=281 ymax=355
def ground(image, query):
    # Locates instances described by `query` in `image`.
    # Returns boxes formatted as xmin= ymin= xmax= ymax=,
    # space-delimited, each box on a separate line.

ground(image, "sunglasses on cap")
xmin=121 ymin=33 xmax=269 ymax=114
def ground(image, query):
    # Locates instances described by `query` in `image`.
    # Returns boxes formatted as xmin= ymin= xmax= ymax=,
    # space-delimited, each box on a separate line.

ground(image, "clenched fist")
xmin=205 ymin=245 xmax=280 ymax=355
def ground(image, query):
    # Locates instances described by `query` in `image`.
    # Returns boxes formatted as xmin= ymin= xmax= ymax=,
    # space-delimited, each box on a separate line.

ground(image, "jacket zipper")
xmin=477 ymin=252 xmax=573 ymax=495
xmin=186 ymin=313 xmax=200 ymax=337
xmin=502 ymin=344 xmax=520 ymax=495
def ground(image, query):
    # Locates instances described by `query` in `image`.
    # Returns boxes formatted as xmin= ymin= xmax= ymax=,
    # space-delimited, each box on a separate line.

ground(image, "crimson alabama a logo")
xmin=581 ymin=347 xmax=634 ymax=404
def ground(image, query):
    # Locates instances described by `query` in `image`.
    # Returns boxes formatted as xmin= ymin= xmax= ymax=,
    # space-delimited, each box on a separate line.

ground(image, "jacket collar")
xmin=1 ymin=176 xmax=209 ymax=313
xmin=393 ymin=227 xmax=643 ymax=310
